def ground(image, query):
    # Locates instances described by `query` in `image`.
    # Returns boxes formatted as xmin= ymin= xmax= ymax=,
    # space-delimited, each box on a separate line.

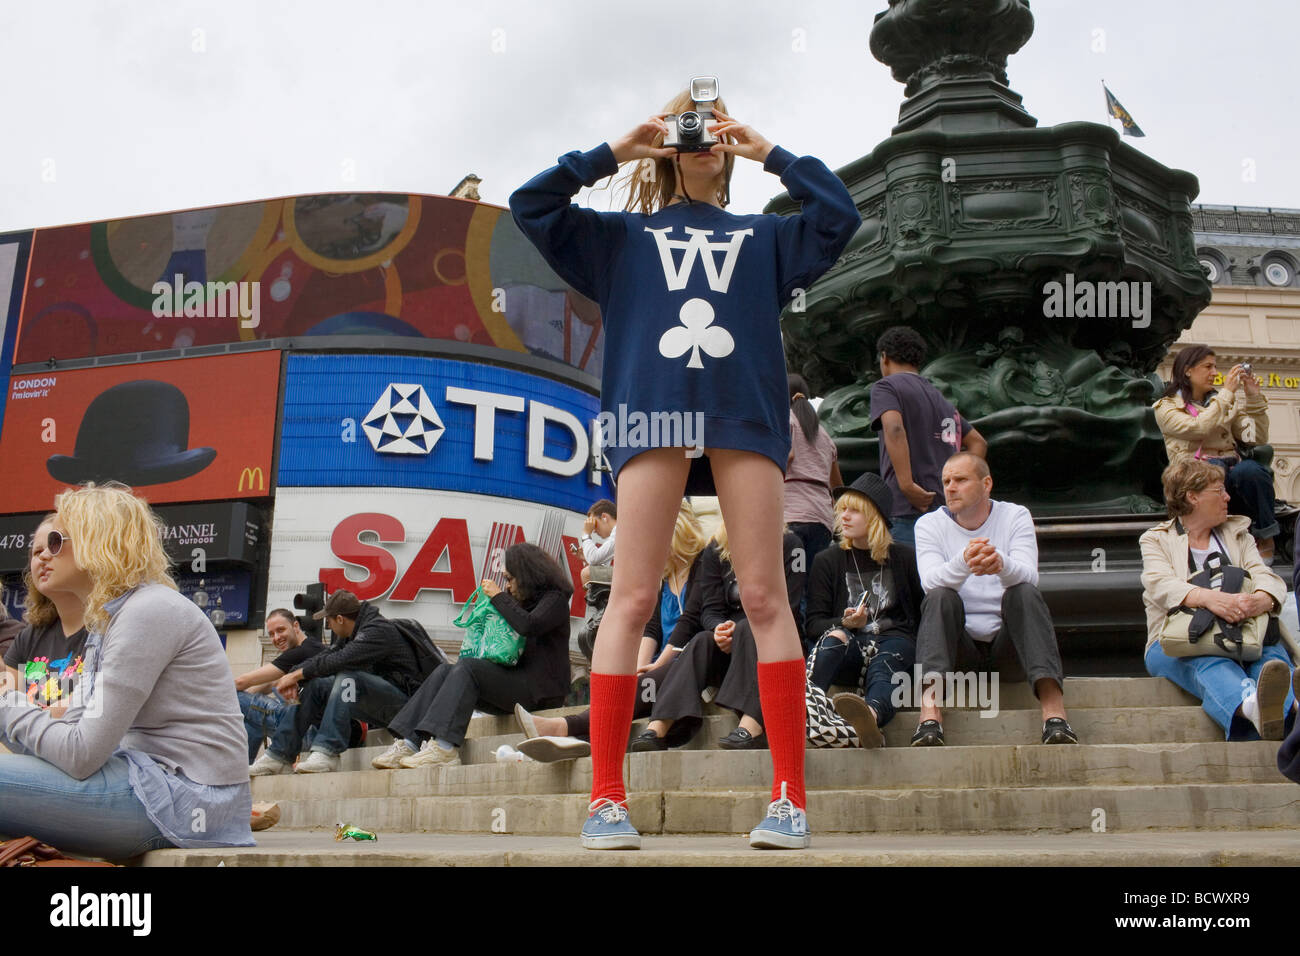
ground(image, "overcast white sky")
xmin=1 ymin=0 xmax=1297 ymax=233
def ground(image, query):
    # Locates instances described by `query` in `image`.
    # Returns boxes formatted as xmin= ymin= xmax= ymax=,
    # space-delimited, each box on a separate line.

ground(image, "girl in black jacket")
xmin=805 ymin=473 xmax=922 ymax=747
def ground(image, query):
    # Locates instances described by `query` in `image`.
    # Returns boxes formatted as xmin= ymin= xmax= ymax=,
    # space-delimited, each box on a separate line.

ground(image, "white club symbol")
xmin=658 ymin=297 xmax=735 ymax=369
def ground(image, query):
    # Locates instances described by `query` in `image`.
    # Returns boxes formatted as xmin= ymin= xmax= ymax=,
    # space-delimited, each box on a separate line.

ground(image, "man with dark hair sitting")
xmin=581 ymin=498 xmax=618 ymax=568
xmin=912 ymin=452 xmax=1077 ymax=746
xmin=870 ymin=325 xmax=987 ymax=546
xmin=234 ymin=609 xmax=325 ymax=761
xmin=249 ymin=590 xmax=421 ymax=775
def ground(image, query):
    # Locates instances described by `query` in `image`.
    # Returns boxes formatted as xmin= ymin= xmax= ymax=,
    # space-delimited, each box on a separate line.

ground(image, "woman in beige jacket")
xmin=1141 ymin=458 xmax=1295 ymax=740
xmin=1153 ymin=345 xmax=1276 ymax=558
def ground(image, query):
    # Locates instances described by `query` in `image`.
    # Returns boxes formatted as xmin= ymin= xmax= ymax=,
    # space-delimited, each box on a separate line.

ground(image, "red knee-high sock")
xmin=589 ymin=672 xmax=638 ymax=807
xmin=757 ymin=658 xmax=807 ymax=810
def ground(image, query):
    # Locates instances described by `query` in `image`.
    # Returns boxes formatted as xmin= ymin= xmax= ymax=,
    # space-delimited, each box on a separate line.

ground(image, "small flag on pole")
xmin=1103 ymin=83 xmax=1145 ymax=137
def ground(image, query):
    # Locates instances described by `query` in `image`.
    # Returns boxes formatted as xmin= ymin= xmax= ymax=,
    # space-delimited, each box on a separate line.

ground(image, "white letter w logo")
xmin=645 ymin=226 xmax=753 ymax=293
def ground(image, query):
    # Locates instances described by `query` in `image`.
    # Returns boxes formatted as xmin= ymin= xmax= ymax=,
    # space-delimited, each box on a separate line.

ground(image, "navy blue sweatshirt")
xmin=510 ymin=143 xmax=858 ymax=493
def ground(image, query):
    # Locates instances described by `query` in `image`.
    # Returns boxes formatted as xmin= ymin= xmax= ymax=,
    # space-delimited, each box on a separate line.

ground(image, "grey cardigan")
xmin=0 ymin=583 xmax=249 ymax=784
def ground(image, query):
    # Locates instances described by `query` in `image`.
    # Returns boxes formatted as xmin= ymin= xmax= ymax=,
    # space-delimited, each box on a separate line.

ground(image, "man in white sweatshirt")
xmin=912 ymin=453 xmax=1077 ymax=746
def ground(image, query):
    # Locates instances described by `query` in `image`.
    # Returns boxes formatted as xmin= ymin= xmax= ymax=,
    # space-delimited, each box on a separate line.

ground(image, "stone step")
xmin=336 ymin=703 xmax=1226 ymax=772
xmin=454 ymin=678 xmax=1199 ymax=740
xmin=253 ymin=780 xmax=1300 ymax=835
xmin=143 ymin=829 xmax=1300 ymax=867
xmin=252 ymin=740 xmax=1286 ymax=804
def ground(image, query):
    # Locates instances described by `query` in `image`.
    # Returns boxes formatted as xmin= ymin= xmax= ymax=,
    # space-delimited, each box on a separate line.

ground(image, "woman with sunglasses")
xmin=0 ymin=484 xmax=252 ymax=860
xmin=2 ymin=515 xmax=89 ymax=720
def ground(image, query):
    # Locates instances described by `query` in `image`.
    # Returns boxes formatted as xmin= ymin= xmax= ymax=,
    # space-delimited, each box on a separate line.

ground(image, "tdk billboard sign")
xmin=278 ymin=354 xmax=612 ymax=512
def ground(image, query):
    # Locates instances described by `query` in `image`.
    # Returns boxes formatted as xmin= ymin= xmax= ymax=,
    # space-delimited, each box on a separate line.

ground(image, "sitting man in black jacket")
xmin=249 ymin=589 xmax=421 ymax=775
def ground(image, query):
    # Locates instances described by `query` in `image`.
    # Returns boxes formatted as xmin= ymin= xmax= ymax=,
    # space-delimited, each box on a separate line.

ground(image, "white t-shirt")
xmin=914 ymin=500 xmax=1039 ymax=640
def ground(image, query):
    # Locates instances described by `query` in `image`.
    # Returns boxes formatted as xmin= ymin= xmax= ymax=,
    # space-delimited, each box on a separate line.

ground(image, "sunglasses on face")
xmin=35 ymin=530 xmax=69 ymax=558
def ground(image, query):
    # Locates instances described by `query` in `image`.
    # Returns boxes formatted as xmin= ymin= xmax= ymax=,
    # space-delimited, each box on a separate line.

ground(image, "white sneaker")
xmin=371 ymin=739 xmax=417 ymax=769
xmin=399 ymin=740 xmax=462 ymax=769
xmin=295 ymin=751 xmax=341 ymax=774
xmin=249 ymin=751 xmax=292 ymax=777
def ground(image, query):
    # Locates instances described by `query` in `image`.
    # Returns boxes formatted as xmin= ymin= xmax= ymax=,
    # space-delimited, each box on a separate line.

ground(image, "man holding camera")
xmin=912 ymin=453 xmax=1076 ymax=746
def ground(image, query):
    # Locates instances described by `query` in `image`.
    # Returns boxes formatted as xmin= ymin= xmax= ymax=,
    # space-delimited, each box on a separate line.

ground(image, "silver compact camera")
xmin=663 ymin=76 xmax=720 ymax=153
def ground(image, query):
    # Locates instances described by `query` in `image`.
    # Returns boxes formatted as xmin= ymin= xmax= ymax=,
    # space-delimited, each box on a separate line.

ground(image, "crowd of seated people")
xmin=6 ymin=343 xmax=1299 ymax=863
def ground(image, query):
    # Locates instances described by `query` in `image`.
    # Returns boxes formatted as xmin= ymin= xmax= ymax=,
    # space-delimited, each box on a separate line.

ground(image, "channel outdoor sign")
xmin=278 ymin=354 xmax=612 ymax=513
xmin=267 ymin=487 xmax=589 ymax=639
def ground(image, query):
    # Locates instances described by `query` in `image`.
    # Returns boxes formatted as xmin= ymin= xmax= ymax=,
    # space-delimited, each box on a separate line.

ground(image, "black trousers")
xmin=565 ymin=649 xmax=686 ymax=741
xmin=648 ymin=627 xmax=735 ymax=744
xmin=387 ymin=658 xmax=563 ymax=748
xmin=916 ymin=584 xmax=1064 ymax=694
xmin=713 ymin=620 xmax=763 ymax=725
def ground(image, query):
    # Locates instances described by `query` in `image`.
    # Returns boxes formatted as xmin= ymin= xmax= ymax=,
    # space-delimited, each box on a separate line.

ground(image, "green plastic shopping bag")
xmin=452 ymin=586 xmax=525 ymax=666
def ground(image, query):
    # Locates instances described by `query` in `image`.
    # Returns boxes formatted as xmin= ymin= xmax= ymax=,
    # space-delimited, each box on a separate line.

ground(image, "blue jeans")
xmin=237 ymin=691 xmax=294 ymax=761
xmin=808 ymin=631 xmax=916 ymax=727
xmin=0 ymin=753 xmax=173 ymax=859
xmin=268 ymin=671 xmax=409 ymax=759
xmin=890 ymin=515 xmax=919 ymax=546
xmin=1144 ymin=641 xmax=1295 ymax=739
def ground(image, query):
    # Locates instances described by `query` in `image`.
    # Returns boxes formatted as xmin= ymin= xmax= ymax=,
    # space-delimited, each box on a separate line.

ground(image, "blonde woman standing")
xmin=0 ymin=483 xmax=252 ymax=859
xmin=512 ymin=82 xmax=858 ymax=849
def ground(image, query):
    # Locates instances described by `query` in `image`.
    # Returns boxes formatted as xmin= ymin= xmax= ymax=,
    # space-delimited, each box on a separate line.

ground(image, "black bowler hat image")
xmin=46 ymin=380 xmax=217 ymax=486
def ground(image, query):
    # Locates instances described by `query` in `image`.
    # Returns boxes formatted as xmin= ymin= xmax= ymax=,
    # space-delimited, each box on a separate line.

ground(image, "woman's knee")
xmin=735 ymin=577 xmax=787 ymax=625
xmin=605 ymin=585 xmax=661 ymax=630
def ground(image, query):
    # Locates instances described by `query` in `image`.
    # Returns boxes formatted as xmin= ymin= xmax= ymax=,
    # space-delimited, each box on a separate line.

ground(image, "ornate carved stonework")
xmin=774 ymin=2 xmax=1212 ymax=514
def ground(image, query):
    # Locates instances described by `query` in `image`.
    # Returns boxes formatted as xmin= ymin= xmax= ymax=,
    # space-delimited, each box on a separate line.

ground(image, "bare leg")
xmin=593 ymin=449 xmax=692 ymax=676
xmin=534 ymin=715 xmax=568 ymax=736
xmin=738 ymin=714 xmax=764 ymax=736
xmin=1036 ymin=677 xmax=1067 ymax=721
xmin=588 ymin=448 xmax=691 ymax=809
xmin=707 ymin=449 xmax=802 ymax=663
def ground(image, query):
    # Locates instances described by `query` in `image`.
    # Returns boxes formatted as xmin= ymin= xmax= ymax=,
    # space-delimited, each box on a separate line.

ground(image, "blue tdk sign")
xmin=279 ymin=354 xmax=611 ymax=511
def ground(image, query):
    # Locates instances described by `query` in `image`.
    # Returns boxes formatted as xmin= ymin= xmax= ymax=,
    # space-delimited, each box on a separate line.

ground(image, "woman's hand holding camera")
xmin=706 ymin=109 xmax=773 ymax=164
xmin=714 ymin=619 xmax=735 ymax=653
xmin=610 ymin=117 xmax=676 ymax=164
xmin=481 ymin=579 xmax=502 ymax=598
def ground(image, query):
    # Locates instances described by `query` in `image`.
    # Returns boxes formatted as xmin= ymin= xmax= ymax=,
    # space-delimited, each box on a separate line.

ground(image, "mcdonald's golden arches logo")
xmin=238 ymin=467 xmax=265 ymax=492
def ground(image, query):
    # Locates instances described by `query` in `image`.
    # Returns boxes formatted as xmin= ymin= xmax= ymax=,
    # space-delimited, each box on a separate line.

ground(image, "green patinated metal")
xmin=776 ymin=0 xmax=1211 ymax=515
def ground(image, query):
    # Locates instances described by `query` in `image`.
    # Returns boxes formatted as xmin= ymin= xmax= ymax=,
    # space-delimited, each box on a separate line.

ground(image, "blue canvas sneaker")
xmin=581 ymin=798 xmax=641 ymax=850
xmin=749 ymin=782 xmax=810 ymax=849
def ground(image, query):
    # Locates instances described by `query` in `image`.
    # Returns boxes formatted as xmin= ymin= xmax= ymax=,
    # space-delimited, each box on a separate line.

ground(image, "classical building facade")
xmin=1159 ymin=204 xmax=1300 ymax=501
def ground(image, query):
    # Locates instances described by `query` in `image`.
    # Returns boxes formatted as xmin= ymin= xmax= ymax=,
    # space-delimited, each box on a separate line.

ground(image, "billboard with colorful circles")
xmin=13 ymin=193 xmax=604 ymax=376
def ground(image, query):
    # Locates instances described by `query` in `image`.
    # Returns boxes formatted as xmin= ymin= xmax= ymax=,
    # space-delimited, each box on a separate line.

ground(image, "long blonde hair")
xmin=834 ymin=491 xmax=893 ymax=563
xmin=22 ymin=513 xmax=59 ymax=629
xmin=665 ymin=500 xmax=708 ymax=581
xmin=712 ymin=519 xmax=731 ymax=567
xmin=617 ymin=88 xmax=734 ymax=214
xmin=55 ymin=483 xmax=177 ymax=634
